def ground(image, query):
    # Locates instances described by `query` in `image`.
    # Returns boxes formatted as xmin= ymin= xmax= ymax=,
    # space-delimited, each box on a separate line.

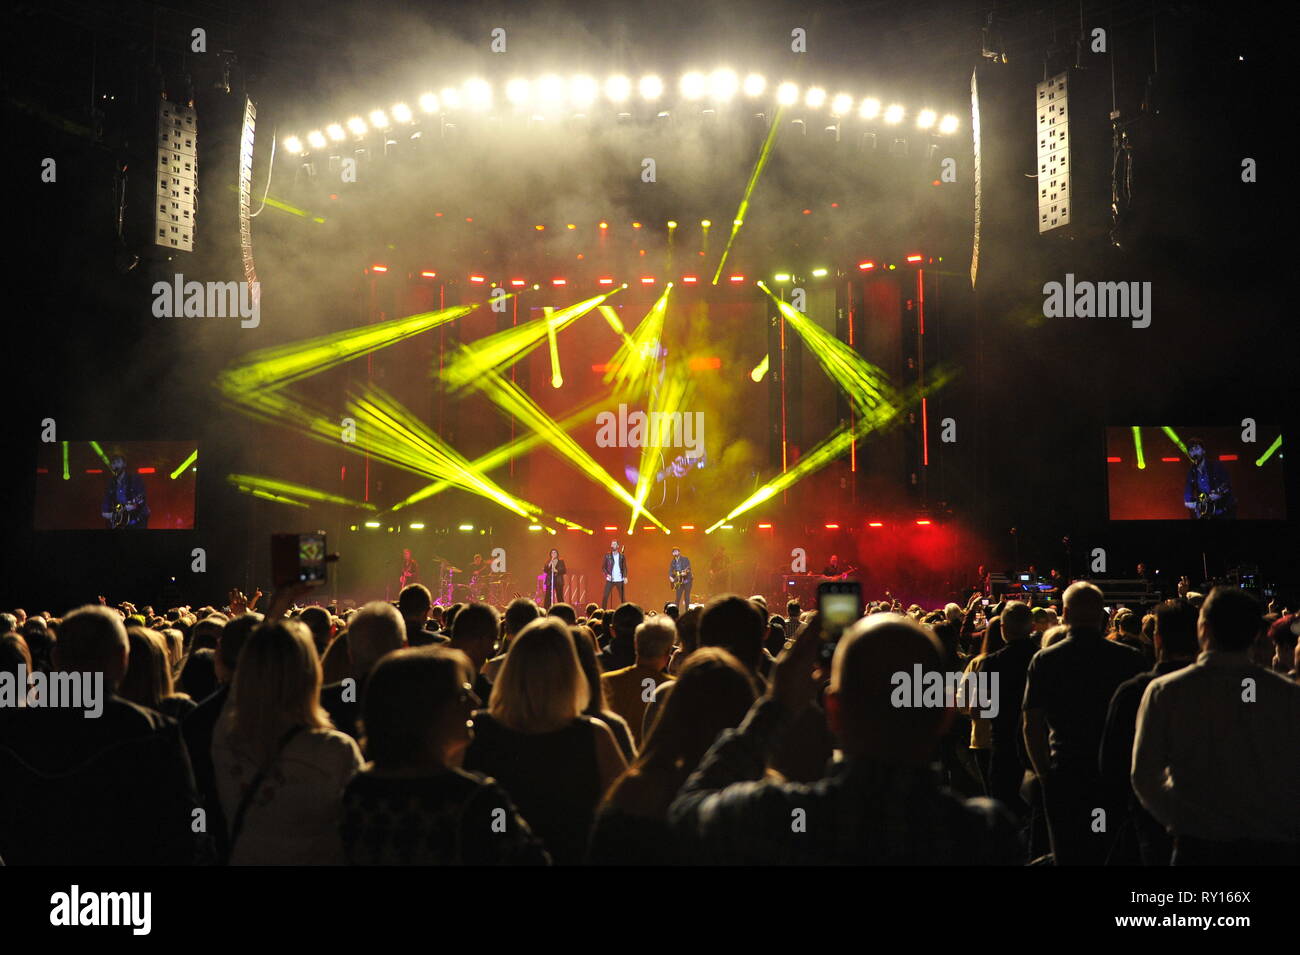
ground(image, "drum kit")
xmin=430 ymin=556 xmax=511 ymax=605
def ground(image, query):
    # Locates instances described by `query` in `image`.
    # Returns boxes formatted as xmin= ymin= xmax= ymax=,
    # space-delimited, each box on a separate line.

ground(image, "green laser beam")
xmin=712 ymin=106 xmax=785 ymax=284
xmin=1132 ymin=426 xmax=1146 ymax=469
xmin=1255 ymin=434 xmax=1282 ymax=467
xmin=170 ymin=449 xmax=198 ymax=479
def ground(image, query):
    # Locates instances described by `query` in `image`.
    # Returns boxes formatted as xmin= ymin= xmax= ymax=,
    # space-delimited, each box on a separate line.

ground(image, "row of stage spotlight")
xmin=346 ymin=520 xmax=941 ymax=532
xmin=365 ymin=254 xmax=938 ymax=286
xmin=282 ymin=71 xmax=961 ymax=155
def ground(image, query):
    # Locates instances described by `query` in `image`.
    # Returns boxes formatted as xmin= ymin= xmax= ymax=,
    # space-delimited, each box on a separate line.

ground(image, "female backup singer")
xmin=542 ymin=548 xmax=567 ymax=606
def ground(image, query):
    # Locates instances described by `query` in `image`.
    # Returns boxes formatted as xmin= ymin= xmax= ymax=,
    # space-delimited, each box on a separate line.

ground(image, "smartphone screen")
xmin=272 ymin=531 xmax=328 ymax=587
xmin=297 ymin=532 xmax=327 ymax=583
xmin=818 ymin=580 xmax=862 ymax=663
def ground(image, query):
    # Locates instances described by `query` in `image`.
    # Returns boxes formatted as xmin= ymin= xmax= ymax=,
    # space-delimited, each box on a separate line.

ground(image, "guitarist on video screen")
xmin=1182 ymin=437 xmax=1235 ymax=520
xmin=101 ymin=454 xmax=150 ymax=528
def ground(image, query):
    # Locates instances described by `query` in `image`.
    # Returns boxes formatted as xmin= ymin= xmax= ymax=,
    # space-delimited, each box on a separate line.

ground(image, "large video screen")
xmin=35 ymin=441 xmax=198 ymax=530
xmin=1106 ymin=426 xmax=1285 ymax=520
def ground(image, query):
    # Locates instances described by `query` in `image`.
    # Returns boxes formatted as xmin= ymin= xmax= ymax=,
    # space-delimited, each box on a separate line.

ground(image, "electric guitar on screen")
xmin=1194 ymin=485 xmax=1232 ymax=519
xmin=108 ymin=495 xmax=147 ymax=529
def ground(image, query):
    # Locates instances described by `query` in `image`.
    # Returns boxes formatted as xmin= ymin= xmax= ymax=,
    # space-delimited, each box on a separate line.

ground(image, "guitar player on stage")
xmin=1182 ymin=437 xmax=1236 ymax=519
xmin=668 ymin=547 xmax=693 ymax=608
xmin=100 ymin=454 xmax=149 ymax=529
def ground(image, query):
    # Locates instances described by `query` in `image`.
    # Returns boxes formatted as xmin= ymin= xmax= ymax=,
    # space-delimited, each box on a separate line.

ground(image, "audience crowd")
xmin=0 ymin=574 xmax=1296 ymax=866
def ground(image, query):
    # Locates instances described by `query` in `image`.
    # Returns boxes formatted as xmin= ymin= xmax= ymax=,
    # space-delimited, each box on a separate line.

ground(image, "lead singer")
xmin=542 ymin=548 xmax=566 ymax=607
xmin=602 ymin=540 xmax=628 ymax=608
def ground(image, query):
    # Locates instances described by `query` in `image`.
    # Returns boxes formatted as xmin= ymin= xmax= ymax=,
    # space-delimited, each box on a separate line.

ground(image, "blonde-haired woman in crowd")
xmin=212 ymin=619 xmax=361 ymax=865
xmin=463 ymin=616 xmax=626 ymax=864
xmin=119 ymin=626 xmax=195 ymax=720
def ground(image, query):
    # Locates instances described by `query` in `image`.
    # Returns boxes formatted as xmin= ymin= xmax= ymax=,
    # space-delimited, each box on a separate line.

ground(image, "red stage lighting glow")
xmin=689 ymin=357 xmax=722 ymax=371
xmin=728 ymin=275 xmax=744 ymax=283
xmin=469 ymin=275 xmax=485 ymax=283
xmin=598 ymin=277 xmax=614 ymax=285
xmin=552 ymin=278 xmax=567 ymax=286
xmin=757 ymin=523 xmax=772 ymax=529
xmin=915 ymin=519 xmax=932 ymax=525
xmin=370 ymin=265 xmax=388 ymax=272
xmin=682 ymin=276 xmax=698 ymax=283
xmin=509 ymin=279 xmax=525 ymax=286
xmin=1161 ymin=457 xmax=1180 ymax=462
xmin=858 ymin=261 xmax=875 ymax=271
xmin=137 ymin=468 xmax=156 ymax=474
xmin=640 ymin=277 xmax=655 ymax=284
xmin=1106 ymin=456 xmax=1122 ymax=463
xmin=603 ymin=525 xmax=617 ymax=531
xmin=680 ymin=525 xmax=695 ymax=530
xmin=825 ymin=523 xmax=840 ymax=529
xmin=905 ymin=253 xmax=923 ymax=263
xmin=420 ymin=271 xmax=437 ymax=278
xmin=868 ymin=521 xmax=884 ymax=527
xmin=1218 ymin=454 xmax=1238 ymax=461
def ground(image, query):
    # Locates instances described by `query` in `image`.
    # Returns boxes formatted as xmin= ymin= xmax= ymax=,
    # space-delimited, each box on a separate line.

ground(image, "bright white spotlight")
xmin=391 ymin=103 xmax=413 ymax=123
xmin=776 ymin=82 xmax=799 ymax=106
xmin=464 ymin=79 xmax=492 ymax=110
xmin=306 ymin=130 xmax=327 ymax=150
xmin=418 ymin=92 xmax=439 ymax=113
xmin=830 ymin=93 xmax=853 ymax=116
xmin=938 ymin=114 xmax=959 ymax=134
xmin=804 ymin=87 xmax=827 ymax=108
xmin=283 ymin=135 xmax=303 ymax=154
xmin=680 ymin=71 xmax=706 ymax=99
xmin=917 ymin=108 xmax=936 ymax=129
xmin=743 ymin=73 xmax=766 ymax=97
xmin=505 ymin=78 xmax=531 ymax=106
xmin=884 ymin=103 xmax=905 ymax=124
xmin=346 ymin=116 xmax=367 ymax=135
xmin=439 ymin=87 xmax=461 ymax=109
xmin=859 ymin=97 xmax=881 ymax=119
xmin=326 ymin=123 xmax=346 ymax=142
xmin=605 ymin=74 xmax=631 ymax=103
xmin=537 ymin=74 xmax=565 ymax=107
xmin=709 ymin=68 xmax=739 ymax=101
xmin=639 ymin=74 xmax=664 ymax=100
xmin=368 ymin=109 xmax=390 ymax=129
xmin=570 ymin=74 xmax=597 ymax=107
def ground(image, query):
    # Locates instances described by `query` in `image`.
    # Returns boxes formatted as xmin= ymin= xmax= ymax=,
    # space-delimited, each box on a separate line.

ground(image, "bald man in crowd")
xmin=669 ymin=613 xmax=1019 ymax=864
xmin=321 ymin=601 xmax=408 ymax=740
xmin=1022 ymin=581 xmax=1144 ymax=865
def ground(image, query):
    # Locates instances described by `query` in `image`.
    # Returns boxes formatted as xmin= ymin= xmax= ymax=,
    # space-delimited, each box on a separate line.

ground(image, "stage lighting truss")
xmin=279 ymin=70 xmax=961 ymax=156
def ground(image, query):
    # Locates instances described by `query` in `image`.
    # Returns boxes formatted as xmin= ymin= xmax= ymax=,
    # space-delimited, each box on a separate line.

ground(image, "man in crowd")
xmin=321 ymin=601 xmax=408 ymax=740
xmin=0 ymin=605 xmax=207 ymax=864
xmin=601 ymin=616 xmax=677 ymax=747
xmin=1132 ymin=587 xmax=1300 ymax=864
xmin=450 ymin=601 xmax=501 ymax=703
xmin=1100 ymin=598 xmax=1199 ymax=865
xmin=1022 ymin=581 xmax=1145 ymax=865
xmin=668 ymin=613 xmax=1020 ymax=864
